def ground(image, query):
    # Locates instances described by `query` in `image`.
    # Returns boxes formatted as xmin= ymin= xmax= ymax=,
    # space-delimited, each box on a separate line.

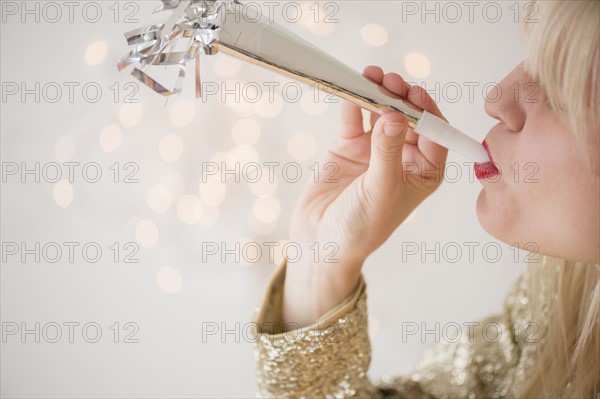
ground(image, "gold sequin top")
xmin=251 ymin=258 xmax=552 ymax=398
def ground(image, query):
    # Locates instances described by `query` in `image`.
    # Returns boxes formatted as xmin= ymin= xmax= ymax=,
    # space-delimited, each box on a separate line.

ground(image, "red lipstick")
xmin=474 ymin=141 xmax=500 ymax=180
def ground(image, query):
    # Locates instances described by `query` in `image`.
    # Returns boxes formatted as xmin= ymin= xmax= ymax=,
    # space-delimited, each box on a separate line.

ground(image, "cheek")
xmin=477 ymin=121 xmax=551 ymax=240
xmin=477 ymin=121 xmax=588 ymax=252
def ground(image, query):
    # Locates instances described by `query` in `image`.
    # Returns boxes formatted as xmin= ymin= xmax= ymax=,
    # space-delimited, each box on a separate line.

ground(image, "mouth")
xmin=474 ymin=140 xmax=500 ymax=180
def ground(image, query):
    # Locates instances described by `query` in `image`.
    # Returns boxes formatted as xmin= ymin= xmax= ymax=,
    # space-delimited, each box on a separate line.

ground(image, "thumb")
xmin=364 ymin=112 xmax=409 ymax=192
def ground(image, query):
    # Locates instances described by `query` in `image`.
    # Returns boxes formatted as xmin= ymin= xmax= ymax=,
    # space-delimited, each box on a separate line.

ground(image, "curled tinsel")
xmin=117 ymin=0 xmax=237 ymax=97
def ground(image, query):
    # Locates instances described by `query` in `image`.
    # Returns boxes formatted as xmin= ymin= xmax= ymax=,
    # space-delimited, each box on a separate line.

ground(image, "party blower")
xmin=118 ymin=0 xmax=490 ymax=163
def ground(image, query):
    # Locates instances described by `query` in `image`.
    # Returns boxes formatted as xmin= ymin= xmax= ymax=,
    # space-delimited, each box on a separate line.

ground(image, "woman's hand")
xmin=281 ymin=66 xmax=449 ymax=328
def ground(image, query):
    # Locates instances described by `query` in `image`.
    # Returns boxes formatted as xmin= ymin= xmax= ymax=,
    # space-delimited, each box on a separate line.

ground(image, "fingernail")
xmin=384 ymin=122 xmax=405 ymax=136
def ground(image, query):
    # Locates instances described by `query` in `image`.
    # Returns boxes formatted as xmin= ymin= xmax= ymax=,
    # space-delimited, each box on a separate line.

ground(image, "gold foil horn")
xmin=118 ymin=0 xmax=490 ymax=163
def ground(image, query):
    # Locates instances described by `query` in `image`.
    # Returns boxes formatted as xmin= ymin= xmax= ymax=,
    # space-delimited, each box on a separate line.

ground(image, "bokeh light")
xmin=230 ymin=145 xmax=259 ymax=165
xmin=214 ymin=54 xmax=242 ymax=77
xmin=158 ymin=134 xmax=184 ymax=162
xmin=287 ymin=132 xmax=317 ymax=160
xmin=99 ymin=124 xmax=122 ymax=152
xmin=236 ymin=237 xmax=259 ymax=266
xmin=232 ymin=118 xmax=261 ymax=146
xmin=135 ymin=219 xmax=159 ymax=248
xmin=368 ymin=315 xmax=381 ymax=337
xmin=306 ymin=18 xmax=336 ymax=36
xmin=272 ymin=239 xmax=290 ymax=265
xmin=404 ymin=53 xmax=432 ymax=79
xmin=119 ymin=103 xmax=144 ymax=128
xmin=156 ymin=266 xmax=182 ymax=294
xmin=199 ymin=177 xmax=227 ymax=206
xmin=361 ymin=23 xmax=388 ymax=47
xmin=53 ymin=180 xmax=73 ymax=208
xmin=177 ymin=195 xmax=203 ymax=224
xmin=254 ymin=93 xmax=284 ymax=118
xmin=252 ymin=196 xmax=281 ymax=224
xmin=54 ymin=135 xmax=75 ymax=162
xmin=198 ymin=205 xmax=220 ymax=226
xmin=299 ymin=91 xmax=330 ymax=115
xmin=248 ymin=168 xmax=277 ymax=198
xmin=85 ymin=40 xmax=107 ymax=66
xmin=249 ymin=213 xmax=278 ymax=235
xmin=223 ymin=80 xmax=255 ymax=117
xmin=147 ymin=184 xmax=172 ymax=213
xmin=169 ymin=100 xmax=196 ymax=127
xmin=160 ymin=172 xmax=186 ymax=201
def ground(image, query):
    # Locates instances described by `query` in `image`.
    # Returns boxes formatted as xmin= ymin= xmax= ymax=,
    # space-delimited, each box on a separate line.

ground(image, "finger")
xmin=372 ymin=73 xmax=411 ymax=133
xmin=340 ymin=66 xmax=384 ymax=138
xmin=363 ymin=65 xmax=384 ymax=85
xmin=405 ymin=128 xmax=419 ymax=146
xmin=363 ymin=66 xmax=385 ymax=131
xmin=340 ymin=100 xmax=366 ymax=138
xmin=405 ymin=85 xmax=448 ymax=163
xmin=363 ymin=112 xmax=409 ymax=192
xmin=379 ymin=83 xmax=448 ymax=163
xmin=370 ymin=111 xmax=380 ymax=131
xmin=407 ymin=85 xmax=446 ymax=121
xmin=382 ymin=72 xmax=411 ymax=98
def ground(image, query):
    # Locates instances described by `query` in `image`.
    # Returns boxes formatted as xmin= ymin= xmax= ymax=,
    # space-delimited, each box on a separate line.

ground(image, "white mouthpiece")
xmin=414 ymin=111 xmax=490 ymax=163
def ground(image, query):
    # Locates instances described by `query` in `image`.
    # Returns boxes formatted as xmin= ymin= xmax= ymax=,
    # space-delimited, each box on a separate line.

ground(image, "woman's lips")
xmin=474 ymin=140 xmax=500 ymax=180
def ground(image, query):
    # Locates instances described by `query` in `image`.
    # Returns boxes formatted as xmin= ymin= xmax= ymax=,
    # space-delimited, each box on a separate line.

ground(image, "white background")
xmin=2 ymin=0 xmax=529 ymax=397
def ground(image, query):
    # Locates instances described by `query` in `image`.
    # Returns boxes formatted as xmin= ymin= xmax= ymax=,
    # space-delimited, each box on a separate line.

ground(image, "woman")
xmin=251 ymin=1 xmax=599 ymax=397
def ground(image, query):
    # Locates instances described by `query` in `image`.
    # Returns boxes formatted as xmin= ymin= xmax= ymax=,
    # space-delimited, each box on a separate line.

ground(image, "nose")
xmin=484 ymin=64 xmax=528 ymax=132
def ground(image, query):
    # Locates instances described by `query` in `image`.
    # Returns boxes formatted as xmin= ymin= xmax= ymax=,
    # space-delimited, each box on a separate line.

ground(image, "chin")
xmin=475 ymin=189 xmax=513 ymax=244
xmin=476 ymin=189 xmax=493 ymax=227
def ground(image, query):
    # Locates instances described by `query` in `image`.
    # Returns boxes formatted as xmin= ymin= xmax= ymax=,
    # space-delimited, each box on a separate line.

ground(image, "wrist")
xmin=282 ymin=256 xmax=364 ymax=328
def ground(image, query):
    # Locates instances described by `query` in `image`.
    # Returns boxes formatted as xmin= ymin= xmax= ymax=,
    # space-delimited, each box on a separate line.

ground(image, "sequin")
xmin=251 ymin=257 xmax=562 ymax=398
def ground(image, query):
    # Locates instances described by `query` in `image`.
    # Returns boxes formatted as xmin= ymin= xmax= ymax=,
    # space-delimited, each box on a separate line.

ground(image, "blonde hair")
xmin=520 ymin=0 xmax=599 ymax=170
xmin=519 ymin=256 xmax=600 ymax=397
xmin=517 ymin=1 xmax=600 ymax=397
